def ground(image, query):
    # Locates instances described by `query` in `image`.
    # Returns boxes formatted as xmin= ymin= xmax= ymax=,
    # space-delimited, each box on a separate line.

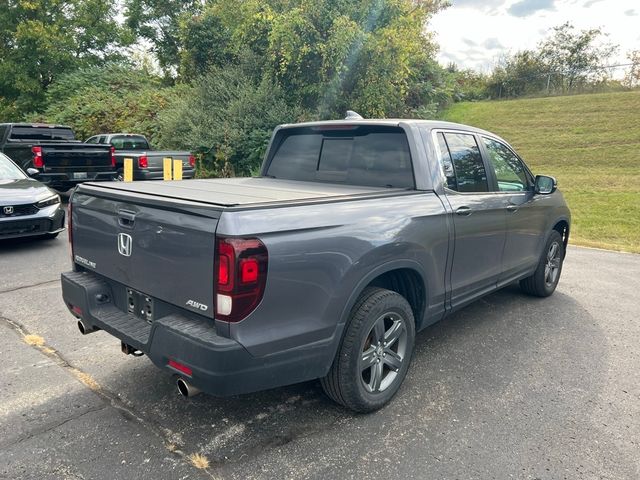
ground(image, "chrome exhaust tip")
xmin=77 ymin=320 xmax=99 ymax=335
xmin=176 ymin=378 xmax=201 ymax=398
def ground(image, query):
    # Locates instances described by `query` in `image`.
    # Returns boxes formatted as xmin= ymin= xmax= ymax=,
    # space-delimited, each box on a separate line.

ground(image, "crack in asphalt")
xmin=0 ymin=404 xmax=109 ymax=450
xmin=0 ymin=315 xmax=219 ymax=479
xmin=0 ymin=278 xmax=60 ymax=295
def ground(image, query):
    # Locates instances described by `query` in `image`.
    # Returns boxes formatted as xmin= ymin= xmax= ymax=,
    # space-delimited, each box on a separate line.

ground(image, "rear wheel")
xmin=520 ymin=230 xmax=565 ymax=297
xmin=321 ymin=287 xmax=415 ymax=412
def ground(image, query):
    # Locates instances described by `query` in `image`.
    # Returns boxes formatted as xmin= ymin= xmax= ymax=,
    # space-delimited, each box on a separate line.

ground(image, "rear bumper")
xmin=36 ymin=171 xmax=117 ymax=190
xmin=61 ymin=270 xmax=327 ymax=396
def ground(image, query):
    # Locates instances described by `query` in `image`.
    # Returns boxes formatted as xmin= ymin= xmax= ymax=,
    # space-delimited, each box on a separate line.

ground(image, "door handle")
xmin=455 ymin=206 xmax=472 ymax=216
xmin=506 ymin=205 xmax=519 ymax=213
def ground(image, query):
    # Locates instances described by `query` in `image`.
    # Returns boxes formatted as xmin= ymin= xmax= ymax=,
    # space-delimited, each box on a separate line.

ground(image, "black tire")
xmin=520 ymin=230 xmax=565 ymax=297
xmin=42 ymin=232 xmax=59 ymax=240
xmin=321 ymin=287 xmax=416 ymax=413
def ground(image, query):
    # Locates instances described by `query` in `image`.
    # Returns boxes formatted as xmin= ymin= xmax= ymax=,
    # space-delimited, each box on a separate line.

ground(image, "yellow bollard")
xmin=123 ymin=158 xmax=133 ymax=182
xmin=163 ymin=157 xmax=172 ymax=181
xmin=172 ymin=159 xmax=183 ymax=180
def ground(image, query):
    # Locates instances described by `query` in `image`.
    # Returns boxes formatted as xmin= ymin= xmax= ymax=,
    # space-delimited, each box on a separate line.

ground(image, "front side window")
xmin=482 ymin=137 xmax=530 ymax=192
xmin=438 ymin=132 xmax=489 ymax=193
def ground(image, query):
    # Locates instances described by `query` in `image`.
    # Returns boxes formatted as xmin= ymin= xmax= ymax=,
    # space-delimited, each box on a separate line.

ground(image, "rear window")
xmin=265 ymin=126 xmax=414 ymax=188
xmin=109 ymin=135 xmax=149 ymax=150
xmin=9 ymin=126 xmax=75 ymax=141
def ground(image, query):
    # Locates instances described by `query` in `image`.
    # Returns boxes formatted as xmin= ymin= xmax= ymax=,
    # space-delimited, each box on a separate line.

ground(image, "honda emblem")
xmin=117 ymin=233 xmax=132 ymax=257
xmin=3 ymin=206 xmax=14 ymax=215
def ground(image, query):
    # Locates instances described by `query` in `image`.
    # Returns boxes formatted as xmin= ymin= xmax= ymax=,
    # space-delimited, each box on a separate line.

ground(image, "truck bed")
xmin=79 ymin=177 xmax=411 ymax=208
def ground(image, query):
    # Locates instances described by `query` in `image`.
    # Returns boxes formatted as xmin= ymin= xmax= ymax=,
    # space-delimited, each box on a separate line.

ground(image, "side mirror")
xmin=26 ymin=168 xmax=40 ymax=177
xmin=535 ymin=175 xmax=557 ymax=194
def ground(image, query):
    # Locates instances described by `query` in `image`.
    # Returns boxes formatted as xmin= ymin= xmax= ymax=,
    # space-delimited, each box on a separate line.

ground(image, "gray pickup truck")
xmin=62 ymin=118 xmax=570 ymax=412
xmin=85 ymin=133 xmax=195 ymax=180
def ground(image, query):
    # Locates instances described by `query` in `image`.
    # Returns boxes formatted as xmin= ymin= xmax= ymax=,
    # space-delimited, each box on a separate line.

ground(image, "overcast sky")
xmin=430 ymin=0 xmax=639 ymax=73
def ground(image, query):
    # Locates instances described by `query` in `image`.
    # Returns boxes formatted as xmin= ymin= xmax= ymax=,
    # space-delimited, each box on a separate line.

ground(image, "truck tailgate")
xmin=72 ymin=189 xmax=219 ymax=317
xmin=42 ymin=143 xmax=112 ymax=168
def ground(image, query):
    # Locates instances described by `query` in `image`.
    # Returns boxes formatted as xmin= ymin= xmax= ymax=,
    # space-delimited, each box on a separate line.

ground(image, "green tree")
xmin=0 ymin=0 xmax=129 ymax=118
xmin=177 ymin=0 xmax=447 ymax=118
xmin=624 ymin=50 xmax=640 ymax=88
xmin=159 ymin=61 xmax=304 ymax=177
xmin=124 ymin=0 xmax=202 ymax=75
xmin=36 ymin=65 xmax=184 ymax=144
xmin=538 ymin=22 xmax=618 ymax=92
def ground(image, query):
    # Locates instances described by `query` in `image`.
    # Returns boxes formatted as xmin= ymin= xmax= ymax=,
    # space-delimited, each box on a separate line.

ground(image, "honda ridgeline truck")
xmin=61 ymin=118 xmax=570 ymax=412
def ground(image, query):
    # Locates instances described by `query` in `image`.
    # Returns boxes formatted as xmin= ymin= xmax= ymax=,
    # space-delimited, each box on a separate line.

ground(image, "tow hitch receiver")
xmin=121 ymin=341 xmax=143 ymax=357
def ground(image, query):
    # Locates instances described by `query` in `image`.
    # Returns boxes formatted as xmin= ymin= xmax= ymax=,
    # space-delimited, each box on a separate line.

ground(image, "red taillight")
xmin=168 ymin=359 xmax=192 ymax=376
xmin=138 ymin=155 xmax=148 ymax=169
xmin=110 ymin=146 xmax=116 ymax=167
xmin=215 ymin=237 xmax=268 ymax=323
xmin=32 ymin=146 xmax=44 ymax=168
xmin=188 ymin=155 xmax=196 ymax=168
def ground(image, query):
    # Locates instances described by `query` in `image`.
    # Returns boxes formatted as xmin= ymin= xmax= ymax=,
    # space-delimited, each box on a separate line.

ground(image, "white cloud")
xmin=430 ymin=0 xmax=639 ymax=74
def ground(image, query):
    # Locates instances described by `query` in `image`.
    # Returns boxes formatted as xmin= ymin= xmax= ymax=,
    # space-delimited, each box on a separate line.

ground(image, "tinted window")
xmin=482 ymin=137 xmax=530 ymax=192
xmin=85 ymin=136 xmax=98 ymax=144
xmin=436 ymin=133 xmax=457 ymax=190
xmin=9 ymin=126 xmax=75 ymax=141
xmin=0 ymin=125 xmax=7 ymax=141
xmin=441 ymin=132 xmax=488 ymax=193
xmin=109 ymin=135 xmax=149 ymax=150
xmin=266 ymin=126 xmax=414 ymax=188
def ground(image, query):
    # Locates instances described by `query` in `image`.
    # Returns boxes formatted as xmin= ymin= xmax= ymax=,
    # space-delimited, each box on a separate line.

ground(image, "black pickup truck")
xmin=0 ymin=123 xmax=116 ymax=192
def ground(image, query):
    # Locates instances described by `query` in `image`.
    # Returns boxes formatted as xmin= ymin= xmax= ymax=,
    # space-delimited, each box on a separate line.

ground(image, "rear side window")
xmin=438 ymin=132 xmax=488 ymax=193
xmin=266 ymin=126 xmax=414 ymax=188
xmin=9 ymin=126 xmax=75 ymax=141
xmin=482 ymin=137 xmax=531 ymax=192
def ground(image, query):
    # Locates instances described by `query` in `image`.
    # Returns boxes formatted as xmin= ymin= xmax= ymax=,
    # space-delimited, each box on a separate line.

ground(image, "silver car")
xmin=0 ymin=152 xmax=65 ymax=240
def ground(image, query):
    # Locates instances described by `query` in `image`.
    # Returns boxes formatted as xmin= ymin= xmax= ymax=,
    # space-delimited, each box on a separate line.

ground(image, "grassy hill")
xmin=440 ymin=91 xmax=640 ymax=253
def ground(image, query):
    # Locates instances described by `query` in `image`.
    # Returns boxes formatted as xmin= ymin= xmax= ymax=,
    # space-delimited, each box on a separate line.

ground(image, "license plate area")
xmin=126 ymin=287 xmax=154 ymax=323
xmin=73 ymin=172 xmax=88 ymax=180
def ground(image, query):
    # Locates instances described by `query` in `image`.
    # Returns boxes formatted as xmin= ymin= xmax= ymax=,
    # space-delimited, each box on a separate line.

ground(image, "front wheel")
xmin=520 ymin=230 xmax=565 ymax=297
xmin=321 ymin=287 xmax=415 ymax=412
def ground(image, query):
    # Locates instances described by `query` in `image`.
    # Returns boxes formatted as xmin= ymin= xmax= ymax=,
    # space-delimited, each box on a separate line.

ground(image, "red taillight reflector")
xmin=32 ymin=146 xmax=44 ymax=168
xmin=240 ymin=258 xmax=259 ymax=283
xmin=188 ymin=155 xmax=196 ymax=168
xmin=138 ymin=155 xmax=148 ymax=168
xmin=168 ymin=359 xmax=192 ymax=376
xmin=71 ymin=305 xmax=82 ymax=316
xmin=110 ymin=146 xmax=116 ymax=167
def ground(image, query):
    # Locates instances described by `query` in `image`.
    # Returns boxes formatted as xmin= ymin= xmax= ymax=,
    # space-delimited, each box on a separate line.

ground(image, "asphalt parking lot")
xmin=1 ymin=232 xmax=639 ymax=479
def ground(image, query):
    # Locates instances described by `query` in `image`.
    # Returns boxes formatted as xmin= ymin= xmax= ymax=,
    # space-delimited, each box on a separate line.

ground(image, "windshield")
xmin=265 ymin=125 xmax=415 ymax=189
xmin=9 ymin=125 xmax=75 ymax=141
xmin=0 ymin=153 xmax=27 ymax=180
xmin=110 ymin=135 xmax=149 ymax=150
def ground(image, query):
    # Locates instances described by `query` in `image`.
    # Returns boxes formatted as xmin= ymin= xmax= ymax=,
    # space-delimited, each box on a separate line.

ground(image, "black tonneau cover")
xmin=80 ymin=177 xmax=409 ymax=208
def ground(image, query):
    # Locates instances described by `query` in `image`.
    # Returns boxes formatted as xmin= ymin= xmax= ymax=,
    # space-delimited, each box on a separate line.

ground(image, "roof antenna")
xmin=345 ymin=110 xmax=363 ymax=120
